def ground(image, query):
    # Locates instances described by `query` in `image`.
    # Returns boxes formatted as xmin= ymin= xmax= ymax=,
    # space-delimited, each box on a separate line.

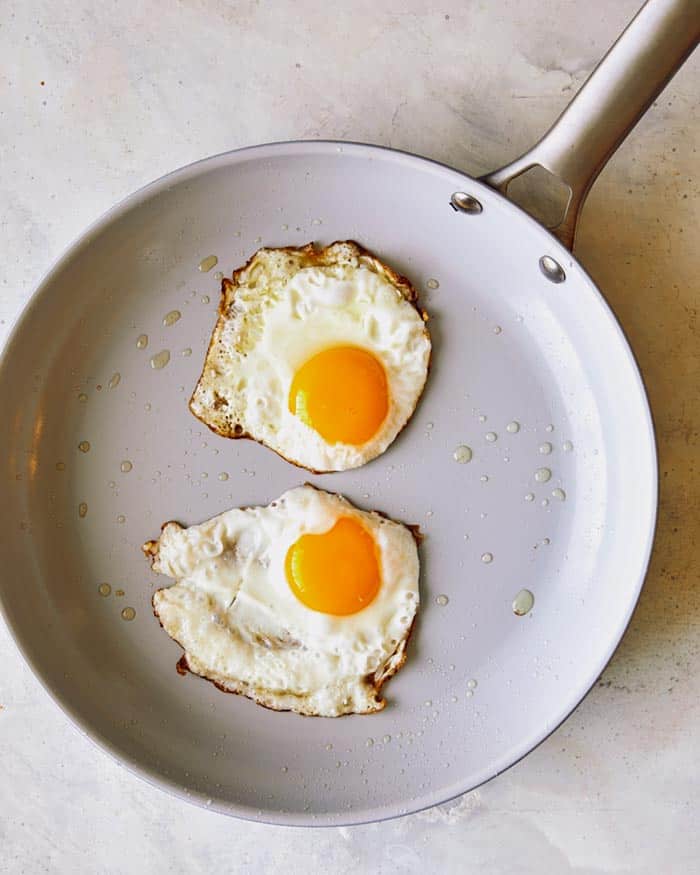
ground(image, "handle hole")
xmin=505 ymin=165 xmax=572 ymax=230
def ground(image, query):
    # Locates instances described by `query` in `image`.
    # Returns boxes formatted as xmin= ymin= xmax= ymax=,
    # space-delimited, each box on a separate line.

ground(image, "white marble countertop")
xmin=2 ymin=1 xmax=698 ymax=872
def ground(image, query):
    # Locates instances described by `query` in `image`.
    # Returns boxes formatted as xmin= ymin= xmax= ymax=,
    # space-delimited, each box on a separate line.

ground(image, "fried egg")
xmin=143 ymin=485 xmax=421 ymax=716
xmin=190 ymin=241 xmax=431 ymax=472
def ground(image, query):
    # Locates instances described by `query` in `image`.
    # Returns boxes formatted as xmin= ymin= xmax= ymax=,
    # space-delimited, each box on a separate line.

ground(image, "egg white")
xmin=190 ymin=242 xmax=431 ymax=472
xmin=145 ymin=486 xmax=420 ymax=716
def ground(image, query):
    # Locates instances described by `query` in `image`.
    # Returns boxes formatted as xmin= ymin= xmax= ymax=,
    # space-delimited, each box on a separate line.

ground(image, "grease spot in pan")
xmin=150 ymin=350 xmax=170 ymax=370
xmin=534 ymin=467 xmax=551 ymax=483
xmin=453 ymin=445 xmax=472 ymax=464
xmin=513 ymin=589 xmax=535 ymax=616
xmin=199 ymin=255 xmax=218 ymax=272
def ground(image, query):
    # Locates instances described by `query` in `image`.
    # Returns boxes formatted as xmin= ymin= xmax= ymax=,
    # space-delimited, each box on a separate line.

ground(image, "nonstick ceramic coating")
xmin=0 ymin=143 xmax=657 ymax=824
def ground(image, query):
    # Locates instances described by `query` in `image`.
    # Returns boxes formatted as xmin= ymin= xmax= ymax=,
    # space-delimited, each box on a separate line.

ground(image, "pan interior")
xmin=0 ymin=143 xmax=656 ymax=824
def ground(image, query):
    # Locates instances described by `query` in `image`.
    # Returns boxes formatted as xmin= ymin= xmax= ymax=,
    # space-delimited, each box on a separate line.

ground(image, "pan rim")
xmin=0 ymin=139 xmax=658 ymax=826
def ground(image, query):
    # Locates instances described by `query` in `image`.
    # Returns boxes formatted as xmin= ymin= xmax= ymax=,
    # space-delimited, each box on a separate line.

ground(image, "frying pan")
xmin=0 ymin=0 xmax=696 ymax=826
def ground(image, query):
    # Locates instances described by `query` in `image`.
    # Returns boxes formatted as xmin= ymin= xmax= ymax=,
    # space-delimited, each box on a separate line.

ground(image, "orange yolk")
xmin=285 ymin=517 xmax=381 ymax=615
xmin=288 ymin=346 xmax=389 ymax=445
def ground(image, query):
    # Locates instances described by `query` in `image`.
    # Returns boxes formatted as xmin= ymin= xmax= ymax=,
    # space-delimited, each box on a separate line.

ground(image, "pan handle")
xmin=481 ymin=0 xmax=699 ymax=250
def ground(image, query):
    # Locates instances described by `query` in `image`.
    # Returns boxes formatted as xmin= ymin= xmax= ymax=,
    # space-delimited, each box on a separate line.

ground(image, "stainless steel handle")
xmin=482 ymin=0 xmax=700 ymax=250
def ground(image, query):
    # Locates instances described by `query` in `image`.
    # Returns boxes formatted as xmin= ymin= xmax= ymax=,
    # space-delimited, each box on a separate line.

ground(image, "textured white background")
xmin=1 ymin=2 xmax=698 ymax=872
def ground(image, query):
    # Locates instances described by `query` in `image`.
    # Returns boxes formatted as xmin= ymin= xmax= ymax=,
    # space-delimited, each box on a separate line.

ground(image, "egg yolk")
xmin=285 ymin=517 xmax=381 ymax=615
xmin=288 ymin=346 xmax=389 ymax=445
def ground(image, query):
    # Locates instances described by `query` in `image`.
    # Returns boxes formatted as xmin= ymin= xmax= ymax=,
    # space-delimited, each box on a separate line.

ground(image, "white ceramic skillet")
xmin=0 ymin=0 xmax=697 ymax=826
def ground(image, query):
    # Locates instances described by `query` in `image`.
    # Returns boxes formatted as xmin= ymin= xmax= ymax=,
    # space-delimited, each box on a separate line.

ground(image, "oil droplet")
xmin=108 ymin=372 xmax=121 ymax=390
xmin=163 ymin=310 xmax=181 ymax=327
xmin=78 ymin=392 xmax=88 ymax=403
xmin=541 ymin=537 xmax=551 ymax=546
xmin=78 ymin=440 xmax=90 ymax=453
xmin=545 ymin=424 xmax=555 ymax=433
xmin=480 ymin=474 xmax=489 ymax=483
xmin=281 ymin=224 xmax=289 ymax=231
xmin=213 ymin=271 xmax=224 ymax=281
xmin=534 ymin=467 xmax=551 ymax=483
xmin=485 ymin=432 xmax=497 ymax=442
xmin=424 ymin=699 xmax=432 ymax=707
xmin=506 ymin=421 xmax=520 ymax=434
xmin=426 ymin=278 xmax=440 ymax=290
xmin=467 ymin=679 xmax=478 ymax=690
xmin=493 ymin=325 xmax=502 ymax=335
xmin=539 ymin=442 xmax=553 ymax=455
xmin=98 ymin=583 xmax=111 ymax=597
xmin=513 ymin=589 xmax=535 ymax=616
xmin=481 ymin=552 xmax=493 ymax=564
xmin=150 ymin=350 xmax=170 ymax=370
xmin=453 ymin=444 xmax=472 ymax=464
xmin=218 ymin=472 xmax=229 ymax=481
xmin=478 ymin=414 xmax=487 ymax=423
xmin=281 ymin=766 xmax=288 ymax=773
xmin=108 ymin=480 xmax=116 ymax=488
xmin=541 ymin=498 xmax=549 ymax=507
xmin=120 ymin=460 xmax=133 ymax=473
xmin=366 ymin=738 xmax=374 ymax=747
xmin=254 ymin=236 xmax=262 ymax=243
xmin=199 ymin=255 xmax=218 ymax=272
xmin=325 ymin=743 xmax=333 ymax=751
xmin=435 ymin=594 xmax=449 ymax=606
xmin=524 ymin=492 xmax=535 ymax=502
xmin=121 ymin=606 xmax=136 ymax=621
xmin=383 ymin=734 xmax=391 ymax=744
xmin=55 ymin=461 xmax=65 ymax=471
xmin=181 ymin=348 xmax=192 ymax=357
xmin=117 ymin=514 xmax=126 ymax=524
xmin=136 ymin=334 xmax=148 ymax=349
xmin=465 ymin=690 xmax=473 ymax=698
xmin=144 ymin=402 xmax=151 ymax=412
xmin=115 ymin=588 xmax=125 ymax=597
xmin=201 ymin=295 xmax=210 ymax=305
xmin=552 ymin=488 xmax=566 ymax=501
xmin=78 ymin=502 xmax=88 ymax=518
xmin=563 ymin=440 xmax=574 ymax=452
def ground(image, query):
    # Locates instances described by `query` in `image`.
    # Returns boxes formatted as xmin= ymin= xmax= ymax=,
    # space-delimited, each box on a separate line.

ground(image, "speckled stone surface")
xmin=1 ymin=2 xmax=698 ymax=872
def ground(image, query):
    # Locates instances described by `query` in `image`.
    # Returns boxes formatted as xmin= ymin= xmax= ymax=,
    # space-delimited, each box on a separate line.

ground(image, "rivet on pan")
xmin=450 ymin=192 xmax=483 ymax=214
xmin=539 ymin=255 xmax=566 ymax=283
